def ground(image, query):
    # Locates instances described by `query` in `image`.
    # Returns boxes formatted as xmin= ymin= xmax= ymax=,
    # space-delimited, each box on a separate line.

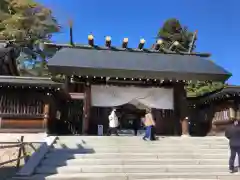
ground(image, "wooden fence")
xmin=0 ymin=136 xmax=38 ymax=168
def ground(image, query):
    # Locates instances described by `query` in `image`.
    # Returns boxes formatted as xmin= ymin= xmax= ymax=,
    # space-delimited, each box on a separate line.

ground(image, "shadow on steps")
xmin=0 ymin=166 xmax=19 ymax=180
xmin=14 ymin=142 xmax=96 ymax=179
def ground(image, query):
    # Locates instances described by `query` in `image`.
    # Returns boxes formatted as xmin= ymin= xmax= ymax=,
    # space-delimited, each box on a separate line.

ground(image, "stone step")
xmin=49 ymin=148 xmax=228 ymax=154
xmin=57 ymin=137 xmax=228 ymax=143
xmin=59 ymin=138 xmax=229 ymax=141
xmin=13 ymin=172 xmax=240 ymax=180
xmin=45 ymin=152 xmax=159 ymax=159
xmin=56 ymin=140 xmax=228 ymax=145
xmin=55 ymin=143 xmax=228 ymax=148
xmin=130 ymin=179 xmax=217 ymax=180
xmin=57 ymin=136 xmax=227 ymax=140
xmin=35 ymin=164 xmax=230 ymax=174
xmin=54 ymin=144 xmax=229 ymax=149
xmin=41 ymin=158 xmax=228 ymax=166
xmin=45 ymin=152 xmax=228 ymax=161
xmin=57 ymin=137 xmax=228 ymax=141
xmin=14 ymin=136 xmax=236 ymax=180
xmin=54 ymin=144 xmax=229 ymax=148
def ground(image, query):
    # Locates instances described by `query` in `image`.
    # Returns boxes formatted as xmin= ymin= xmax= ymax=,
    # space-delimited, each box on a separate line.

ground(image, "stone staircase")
xmin=13 ymin=136 xmax=240 ymax=180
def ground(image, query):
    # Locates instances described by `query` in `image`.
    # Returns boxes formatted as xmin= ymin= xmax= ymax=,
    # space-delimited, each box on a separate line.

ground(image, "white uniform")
xmin=108 ymin=111 xmax=118 ymax=128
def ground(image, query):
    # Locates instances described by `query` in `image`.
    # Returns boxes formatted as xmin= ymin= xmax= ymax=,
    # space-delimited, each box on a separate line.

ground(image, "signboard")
xmin=70 ymin=93 xmax=85 ymax=100
xmin=98 ymin=125 xmax=103 ymax=136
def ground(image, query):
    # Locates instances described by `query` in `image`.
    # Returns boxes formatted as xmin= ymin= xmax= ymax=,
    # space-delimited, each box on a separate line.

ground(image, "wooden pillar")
xmin=83 ymin=85 xmax=91 ymax=134
xmin=43 ymin=104 xmax=50 ymax=131
xmin=181 ymin=117 xmax=189 ymax=136
xmin=174 ymin=82 xmax=188 ymax=136
xmin=204 ymin=103 xmax=216 ymax=136
xmin=208 ymin=122 xmax=217 ymax=136
xmin=64 ymin=76 xmax=70 ymax=92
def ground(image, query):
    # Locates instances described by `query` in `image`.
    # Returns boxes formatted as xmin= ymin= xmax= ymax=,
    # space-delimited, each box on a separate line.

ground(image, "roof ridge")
xmin=44 ymin=42 xmax=211 ymax=58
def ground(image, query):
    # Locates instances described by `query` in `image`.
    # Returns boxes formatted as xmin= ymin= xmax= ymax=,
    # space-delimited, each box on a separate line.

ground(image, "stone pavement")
xmin=0 ymin=133 xmax=47 ymax=180
xmin=0 ymin=133 xmax=47 ymax=142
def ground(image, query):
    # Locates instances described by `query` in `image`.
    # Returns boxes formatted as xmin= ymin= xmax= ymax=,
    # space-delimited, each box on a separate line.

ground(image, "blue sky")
xmin=37 ymin=0 xmax=238 ymax=84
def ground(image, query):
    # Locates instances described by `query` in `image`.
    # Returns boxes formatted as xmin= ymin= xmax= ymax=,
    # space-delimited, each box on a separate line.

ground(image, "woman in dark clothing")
xmin=133 ymin=119 xmax=139 ymax=136
xmin=150 ymin=125 xmax=156 ymax=140
xmin=225 ymin=120 xmax=240 ymax=173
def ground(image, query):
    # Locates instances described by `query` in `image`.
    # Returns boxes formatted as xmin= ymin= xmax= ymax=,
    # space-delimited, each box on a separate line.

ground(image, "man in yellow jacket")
xmin=142 ymin=108 xmax=156 ymax=141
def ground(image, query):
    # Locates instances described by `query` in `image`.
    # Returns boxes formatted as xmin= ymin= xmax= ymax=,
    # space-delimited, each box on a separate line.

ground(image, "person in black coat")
xmin=225 ymin=120 xmax=240 ymax=173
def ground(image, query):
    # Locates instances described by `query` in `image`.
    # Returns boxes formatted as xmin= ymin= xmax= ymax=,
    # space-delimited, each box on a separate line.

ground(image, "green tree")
xmin=157 ymin=18 xmax=225 ymax=97
xmin=0 ymin=0 xmax=60 ymax=76
xmin=158 ymin=18 xmax=195 ymax=52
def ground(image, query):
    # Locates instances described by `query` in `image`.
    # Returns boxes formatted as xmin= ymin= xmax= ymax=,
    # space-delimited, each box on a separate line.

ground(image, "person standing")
xmin=225 ymin=120 xmax=240 ymax=173
xmin=107 ymin=108 xmax=119 ymax=136
xmin=142 ymin=108 xmax=156 ymax=141
xmin=133 ymin=118 xmax=140 ymax=136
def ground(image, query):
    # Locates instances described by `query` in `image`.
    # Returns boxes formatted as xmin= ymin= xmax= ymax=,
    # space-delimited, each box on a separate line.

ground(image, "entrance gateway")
xmin=45 ymin=35 xmax=230 ymax=136
xmin=0 ymin=37 xmax=231 ymax=135
xmin=90 ymin=85 xmax=173 ymax=135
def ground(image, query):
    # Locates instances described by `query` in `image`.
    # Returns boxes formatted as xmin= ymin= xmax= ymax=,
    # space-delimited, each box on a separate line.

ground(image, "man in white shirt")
xmin=107 ymin=108 xmax=119 ymax=136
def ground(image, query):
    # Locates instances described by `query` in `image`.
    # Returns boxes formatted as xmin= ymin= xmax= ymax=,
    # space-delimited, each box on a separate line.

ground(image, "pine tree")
xmin=0 ymin=0 xmax=60 ymax=76
xmin=157 ymin=18 xmax=225 ymax=97
xmin=158 ymin=18 xmax=195 ymax=52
